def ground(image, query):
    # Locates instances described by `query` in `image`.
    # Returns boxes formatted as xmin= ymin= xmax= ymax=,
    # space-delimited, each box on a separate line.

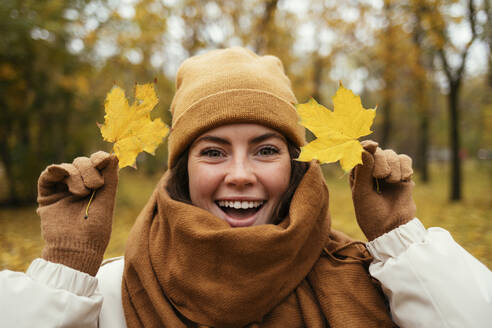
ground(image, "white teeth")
xmin=217 ymin=200 xmax=264 ymax=209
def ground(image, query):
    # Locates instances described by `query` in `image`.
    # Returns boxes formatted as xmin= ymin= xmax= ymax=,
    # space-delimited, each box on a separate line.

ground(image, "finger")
xmin=38 ymin=164 xmax=70 ymax=198
xmin=373 ymin=147 xmax=391 ymax=178
xmin=73 ymin=156 xmax=104 ymax=190
xmin=39 ymin=165 xmax=68 ymax=186
xmin=91 ymin=154 xmax=119 ymax=207
xmin=350 ymin=149 xmax=375 ymax=192
xmin=399 ymin=154 xmax=413 ymax=181
xmin=93 ymin=152 xmax=118 ymax=181
xmin=384 ymin=149 xmax=401 ymax=183
xmin=360 ymin=140 xmax=378 ymax=154
xmin=90 ymin=151 xmax=112 ymax=170
xmin=99 ymin=154 xmax=119 ymax=187
xmin=61 ymin=163 xmax=91 ymax=197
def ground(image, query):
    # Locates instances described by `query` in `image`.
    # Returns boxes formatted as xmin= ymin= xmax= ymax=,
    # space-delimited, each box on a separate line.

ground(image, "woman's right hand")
xmin=36 ymin=151 xmax=119 ymax=276
xmin=350 ymin=141 xmax=415 ymax=241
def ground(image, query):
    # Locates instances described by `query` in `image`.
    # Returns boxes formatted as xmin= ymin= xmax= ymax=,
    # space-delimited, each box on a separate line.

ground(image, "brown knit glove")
xmin=350 ymin=140 xmax=416 ymax=241
xmin=37 ymin=151 xmax=118 ymax=276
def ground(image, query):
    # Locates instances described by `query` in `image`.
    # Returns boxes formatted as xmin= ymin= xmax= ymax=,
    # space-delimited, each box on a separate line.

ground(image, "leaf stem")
xmin=84 ymin=190 xmax=97 ymax=219
xmin=375 ymin=178 xmax=381 ymax=194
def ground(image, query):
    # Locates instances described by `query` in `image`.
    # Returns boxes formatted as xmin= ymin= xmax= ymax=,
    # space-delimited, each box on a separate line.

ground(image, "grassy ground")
xmin=1 ymin=160 xmax=490 ymax=272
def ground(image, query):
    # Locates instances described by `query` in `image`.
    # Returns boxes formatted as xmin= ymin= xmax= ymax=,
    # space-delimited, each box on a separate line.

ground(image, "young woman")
xmin=1 ymin=47 xmax=491 ymax=328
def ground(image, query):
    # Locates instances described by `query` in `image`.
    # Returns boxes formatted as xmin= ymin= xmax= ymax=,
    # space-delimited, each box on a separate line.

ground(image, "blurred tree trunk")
xmin=0 ymin=111 xmax=17 ymax=205
xmin=486 ymin=0 xmax=492 ymax=88
xmin=414 ymin=72 xmax=430 ymax=183
xmin=381 ymin=98 xmax=392 ymax=149
xmin=417 ymin=111 xmax=430 ymax=182
xmin=447 ymin=80 xmax=461 ymax=200
xmin=421 ymin=0 xmax=478 ymax=201
xmin=412 ymin=2 xmax=431 ymax=183
xmin=312 ymin=55 xmax=324 ymax=103
xmin=253 ymin=0 xmax=279 ymax=54
xmin=440 ymin=0 xmax=477 ymax=201
xmin=380 ymin=0 xmax=396 ymax=148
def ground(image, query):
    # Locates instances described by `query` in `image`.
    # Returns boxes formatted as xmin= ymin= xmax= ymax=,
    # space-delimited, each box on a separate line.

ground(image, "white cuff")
xmin=366 ymin=218 xmax=425 ymax=262
xmin=27 ymin=258 xmax=98 ymax=297
xmin=365 ymin=218 xmax=492 ymax=328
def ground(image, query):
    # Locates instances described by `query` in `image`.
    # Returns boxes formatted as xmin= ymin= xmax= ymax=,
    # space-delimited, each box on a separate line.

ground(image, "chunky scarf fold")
xmin=122 ymin=163 xmax=395 ymax=327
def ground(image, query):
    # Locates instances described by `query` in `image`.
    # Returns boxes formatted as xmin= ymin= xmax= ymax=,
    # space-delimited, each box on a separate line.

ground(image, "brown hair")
xmin=166 ymin=140 xmax=309 ymax=224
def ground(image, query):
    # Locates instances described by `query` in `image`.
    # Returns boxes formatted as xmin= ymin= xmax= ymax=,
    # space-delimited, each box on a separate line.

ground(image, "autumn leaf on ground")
xmin=99 ymin=83 xmax=169 ymax=168
xmin=296 ymin=84 xmax=376 ymax=172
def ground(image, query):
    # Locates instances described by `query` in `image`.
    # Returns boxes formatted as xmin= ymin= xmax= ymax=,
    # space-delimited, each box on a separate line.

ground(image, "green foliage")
xmin=1 ymin=160 xmax=490 ymax=272
xmin=0 ymin=0 xmax=95 ymax=204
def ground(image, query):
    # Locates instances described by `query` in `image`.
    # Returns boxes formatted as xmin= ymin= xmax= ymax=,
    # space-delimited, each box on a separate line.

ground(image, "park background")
xmin=1 ymin=0 xmax=491 ymax=271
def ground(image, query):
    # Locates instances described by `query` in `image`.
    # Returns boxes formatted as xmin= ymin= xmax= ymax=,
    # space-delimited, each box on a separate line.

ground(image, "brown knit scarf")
xmin=122 ymin=163 xmax=395 ymax=327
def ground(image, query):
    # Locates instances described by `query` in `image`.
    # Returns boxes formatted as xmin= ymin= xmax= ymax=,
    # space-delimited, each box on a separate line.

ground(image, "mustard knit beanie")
xmin=167 ymin=47 xmax=306 ymax=168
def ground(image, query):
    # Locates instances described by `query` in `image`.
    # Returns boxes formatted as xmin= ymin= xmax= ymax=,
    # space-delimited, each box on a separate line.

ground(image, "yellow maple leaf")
xmin=99 ymin=83 xmax=169 ymax=168
xmin=296 ymin=84 xmax=376 ymax=172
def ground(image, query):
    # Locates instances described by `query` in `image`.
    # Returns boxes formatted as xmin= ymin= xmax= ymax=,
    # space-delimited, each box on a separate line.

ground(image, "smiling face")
xmin=187 ymin=124 xmax=292 ymax=227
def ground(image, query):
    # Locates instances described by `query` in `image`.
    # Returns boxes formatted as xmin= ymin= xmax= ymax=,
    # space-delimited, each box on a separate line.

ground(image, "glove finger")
xmin=90 ymin=151 xmax=112 ymax=170
xmin=73 ymin=156 xmax=104 ymax=190
xmin=38 ymin=165 xmax=70 ymax=198
xmin=90 ymin=154 xmax=119 ymax=208
xmin=99 ymin=154 xmax=119 ymax=190
xmin=384 ymin=149 xmax=401 ymax=183
xmin=81 ymin=153 xmax=119 ymax=225
xmin=360 ymin=140 xmax=378 ymax=154
xmin=61 ymin=163 xmax=91 ymax=197
xmin=39 ymin=165 xmax=68 ymax=184
xmin=399 ymin=154 xmax=413 ymax=181
xmin=373 ymin=147 xmax=391 ymax=178
xmin=350 ymin=149 xmax=375 ymax=192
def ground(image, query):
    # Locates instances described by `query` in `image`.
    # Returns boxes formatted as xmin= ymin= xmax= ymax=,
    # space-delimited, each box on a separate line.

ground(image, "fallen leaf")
xmin=296 ymin=84 xmax=376 ymax=172
xmin=99 ymin=83 xmax=169 ymax=168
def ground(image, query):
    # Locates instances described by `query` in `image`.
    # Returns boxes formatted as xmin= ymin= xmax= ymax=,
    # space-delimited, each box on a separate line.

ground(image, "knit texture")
xmin=122 ymin=163 xmax=395 ymax=327
xmin=37 ymin=152 xmax=118 ymax=276
xmin=350 ymin=141 xmax=416 ymax=241
xmin=167 ymin=47 xmax=305 ymax=168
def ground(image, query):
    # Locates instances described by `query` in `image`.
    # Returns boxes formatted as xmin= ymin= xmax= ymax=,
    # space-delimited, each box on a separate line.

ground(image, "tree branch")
xmin=468 ymin=0 xmax=477 ymax=37
xmin=253 ymin=0 xmax=279 ymax=53
xmin=438 ymin=47 xmax=453 ymax=82
xmin=456 ymin=0 xmax=478 ymax=81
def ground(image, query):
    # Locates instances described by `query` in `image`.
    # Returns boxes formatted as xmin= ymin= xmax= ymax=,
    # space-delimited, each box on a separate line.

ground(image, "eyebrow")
xmin=194 ymin=135 xmax=230 ymax=145
xmin=194 ymin=132 xmax=285 ymax=146
xmin=250 ymin=132 xmax=285 ymax=144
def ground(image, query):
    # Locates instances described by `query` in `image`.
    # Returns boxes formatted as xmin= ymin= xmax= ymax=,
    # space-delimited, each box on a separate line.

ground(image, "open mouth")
xmin=216 ymin=200 xmax=265 ymax=220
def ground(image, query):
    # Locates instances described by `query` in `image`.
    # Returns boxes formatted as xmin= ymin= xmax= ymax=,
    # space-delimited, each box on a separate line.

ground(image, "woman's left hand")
xmin=350 ymin=140 xmax=416 ymax=241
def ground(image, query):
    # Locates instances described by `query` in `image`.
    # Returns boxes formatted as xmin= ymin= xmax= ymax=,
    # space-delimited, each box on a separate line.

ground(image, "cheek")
xmin=260 ymin=159 xmax=291 ymax=198
xmin=188 ymin=163 xmax=221 ymax=205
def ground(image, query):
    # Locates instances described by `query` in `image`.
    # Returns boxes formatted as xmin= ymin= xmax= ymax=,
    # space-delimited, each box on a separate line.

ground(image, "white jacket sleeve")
xmin=0 ymin=258 xmax=103 ymax=328
xmin=367 ymin=218 xmax=492 ymax=328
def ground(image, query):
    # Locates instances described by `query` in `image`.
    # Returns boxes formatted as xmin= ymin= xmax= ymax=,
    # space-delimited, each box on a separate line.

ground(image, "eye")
xmin=256 ymin=146 xmax=279 ymax=156
xmin=200 ymin=148 xmax=225 ymax=158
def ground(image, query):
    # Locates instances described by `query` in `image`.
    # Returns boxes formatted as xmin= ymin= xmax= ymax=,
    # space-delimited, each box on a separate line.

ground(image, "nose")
xmin=224 ymin=157 xmax=256 ymax=188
